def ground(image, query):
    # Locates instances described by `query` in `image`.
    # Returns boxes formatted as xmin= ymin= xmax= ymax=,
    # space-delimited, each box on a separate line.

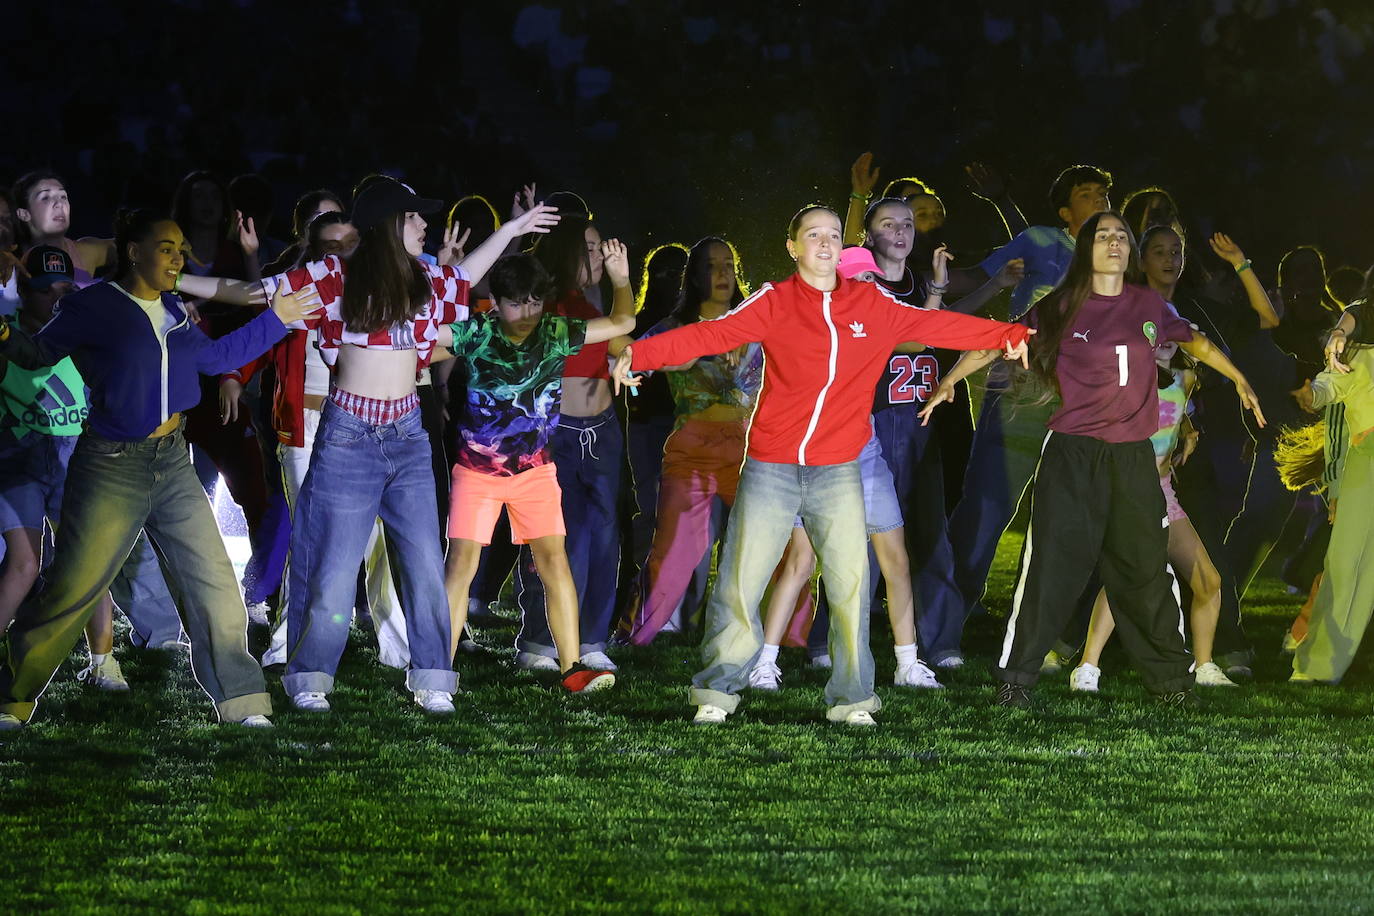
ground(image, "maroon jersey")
xmin=1043 ymin=284 xmax=1193 ymax=443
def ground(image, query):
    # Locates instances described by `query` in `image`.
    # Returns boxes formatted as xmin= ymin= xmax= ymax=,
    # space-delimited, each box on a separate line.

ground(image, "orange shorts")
xmin=447 ymin=462 xmax=565 ymax=545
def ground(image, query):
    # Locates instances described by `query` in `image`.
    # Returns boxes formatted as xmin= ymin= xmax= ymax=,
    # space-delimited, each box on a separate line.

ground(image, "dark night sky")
xmin=8 ymin=0 xmax=1373 ymax=291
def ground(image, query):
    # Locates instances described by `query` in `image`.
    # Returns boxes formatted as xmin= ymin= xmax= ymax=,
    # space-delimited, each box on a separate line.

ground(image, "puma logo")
xmin=1072 ymin=330 xmax=1091 ymax=342
xmin=849 ymin=321 xmax=867 ymax=338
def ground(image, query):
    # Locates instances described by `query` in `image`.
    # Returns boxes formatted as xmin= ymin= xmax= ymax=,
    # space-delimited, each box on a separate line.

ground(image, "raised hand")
xmin=850 ymin=151 xmax=880 ymax=198
xmin=508 ymin=203 xmax=560 ymax=237
xmin=437 ymin=221 xmax=471 ymax=267
xmin=602 ymin=238 xmax=630 ymax=287
xmin=219 ymin=377 xmax=243 ymax=425
xmin=1208 ymin=232 xmax=1246 ymax=267
xmin=612 ymin=346 xmax=641 ymax=395
xmin=511 ymin=183 xmax=537 ymax=219
xmin=236 ymin=211 xmax=259 ymax=258
xmin=270 ymin=284 xmax=323 ymax=325
xmin=931 ymin=244 xmax=953 ymax=287
xmin=965 ymin=161 xmax=1009 ymax=201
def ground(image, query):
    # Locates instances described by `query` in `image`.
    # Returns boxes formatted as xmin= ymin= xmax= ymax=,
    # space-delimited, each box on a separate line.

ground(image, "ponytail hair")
xmin=111 ymin=208 xmax=172 ymax=284
xmin=1276 ymin=421 xmax=1328 ymax=493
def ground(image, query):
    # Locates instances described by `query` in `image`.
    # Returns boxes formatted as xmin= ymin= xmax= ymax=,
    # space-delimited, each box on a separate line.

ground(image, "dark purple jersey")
xmin=1045 ymin=284 xmax=1193 ymax=443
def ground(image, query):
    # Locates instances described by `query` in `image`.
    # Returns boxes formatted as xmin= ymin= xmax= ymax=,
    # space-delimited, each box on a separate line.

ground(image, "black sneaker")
xmin=1157 ymin=689 xmax=1202 ymax=709
xmin=994 ymin=682 xmax=1032 ymax=709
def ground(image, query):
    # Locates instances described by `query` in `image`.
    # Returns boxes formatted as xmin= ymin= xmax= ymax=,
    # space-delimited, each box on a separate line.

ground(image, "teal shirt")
xmin=0 ymin=319 xmax=90 ymax=445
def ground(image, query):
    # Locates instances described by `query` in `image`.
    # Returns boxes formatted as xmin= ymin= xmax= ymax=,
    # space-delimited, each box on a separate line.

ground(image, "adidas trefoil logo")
xmin=849 ymin=321 xmax=867 ymax=338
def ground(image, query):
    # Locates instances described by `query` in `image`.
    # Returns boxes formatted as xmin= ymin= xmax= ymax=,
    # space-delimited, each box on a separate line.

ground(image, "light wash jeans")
xmin=691 ymin=457 xmax=879 ymax=720
xmin=282 ymin=400 xmax=454 ymax=696
xmin=265 ymin=406 xmax=410 ymax=669
xmin=0 ymin=427 xmax=269 ymax=722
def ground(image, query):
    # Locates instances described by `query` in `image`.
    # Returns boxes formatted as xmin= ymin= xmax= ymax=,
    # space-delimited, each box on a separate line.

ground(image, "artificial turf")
xmin=4 ymin=537 xmax=1374 ymax=914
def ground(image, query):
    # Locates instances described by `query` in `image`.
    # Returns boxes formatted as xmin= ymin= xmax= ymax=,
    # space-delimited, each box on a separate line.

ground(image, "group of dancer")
xmin=0 ymin=155 xmax=1366 ymax=729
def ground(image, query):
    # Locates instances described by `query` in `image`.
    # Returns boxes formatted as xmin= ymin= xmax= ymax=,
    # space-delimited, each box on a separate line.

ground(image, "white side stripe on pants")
xmin=999 ymin=430 xmax=1055 ymax=670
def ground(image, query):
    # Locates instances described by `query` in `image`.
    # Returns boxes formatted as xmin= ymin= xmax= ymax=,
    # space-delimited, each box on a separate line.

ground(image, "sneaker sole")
xmin=568 ymin=672 xmax=616 ymax=694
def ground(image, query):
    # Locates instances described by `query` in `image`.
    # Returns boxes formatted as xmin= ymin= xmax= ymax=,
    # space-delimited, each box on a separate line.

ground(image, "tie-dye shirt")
xmin=448 ymin=312 xmax=587 ymax=476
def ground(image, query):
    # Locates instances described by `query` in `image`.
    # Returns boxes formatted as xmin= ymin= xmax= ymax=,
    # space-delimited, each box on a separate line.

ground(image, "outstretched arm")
xmin=176 ymin=272 xmax=268 ymax=306
xmin=459 ymin=205 xmax=560 ymax=287
xmin=944 ymin=258 xmax=1024 ymax=316
xmin=916 ymin=339 xmax=1029 ymax=426
xmin=1180 ymin=331 xmax=1265 ymax=428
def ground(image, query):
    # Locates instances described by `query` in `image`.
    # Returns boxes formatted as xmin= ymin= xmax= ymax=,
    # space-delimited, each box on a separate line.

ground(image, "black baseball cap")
xmin=350 ymin=176 xmax=442 ymax=232
xmin=21 ymin=245 xmax=75 ymax=289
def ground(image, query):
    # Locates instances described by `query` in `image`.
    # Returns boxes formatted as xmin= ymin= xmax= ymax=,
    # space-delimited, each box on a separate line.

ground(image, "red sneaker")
xmin=562 ymin=663 xmax=615 ymax=693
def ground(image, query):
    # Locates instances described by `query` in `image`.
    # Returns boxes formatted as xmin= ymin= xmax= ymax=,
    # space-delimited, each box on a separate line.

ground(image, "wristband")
xmin=1234 ymin=259 xmax=1252 ymax=275
xmin=173 ymin=271 xmax=184 ymax=293
xmin=849 ymin=192 xmax=871 ymax=202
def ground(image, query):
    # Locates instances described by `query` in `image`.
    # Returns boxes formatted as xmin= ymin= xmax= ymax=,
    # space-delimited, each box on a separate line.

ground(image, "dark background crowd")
xmin=7 ymin=0 xmax=1373 ymax=284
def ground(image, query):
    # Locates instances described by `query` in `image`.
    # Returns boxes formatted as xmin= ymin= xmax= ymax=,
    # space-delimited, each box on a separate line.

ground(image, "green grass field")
xmin=5 ymin=536 xmax=1374 ymax=914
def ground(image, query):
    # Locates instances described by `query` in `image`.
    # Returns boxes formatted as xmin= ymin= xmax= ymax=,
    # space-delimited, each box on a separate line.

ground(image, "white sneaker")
xmin=1069 ymin=663 xmax=1101 ymax=692
xmin=245 ymin=601 xmax=271 ymax=627
xmin=693 ymin=704 xmax=729 ymax=724
xmin=0 ymin=712 xmax=24 ymax=731
xmin=261 ymin=625 xmax=287 ymax=667
xmin=516 ymin=651 xmax=560 ymax=672
xmin=237 ymin=714 xmax=273 ymax=728
xmin=1195 ymin=661 xmax=1238 ymax=687
xmin=413 ymin=689 xmax=455 ymax=714
xmin=579 ymin=650 xmax=618 ymax=672
xmin=934 ymin=654 xmax=965 ymax=669
xmin=291 ymin=691 xmax=331 ymax=712
xmin=894 ymin=659 xmax=944 ymax=689
xmin=748 ymin=660 xmax=782 ymax=691
xmin=842 ymin=709 xmax=877 ymax=727
xmin=809 ymin=654 xmax=833 ymax=669
xmin=1041 ymin=649 xmax=1067 ymax=674
xmin=78 ymin=655 xmax=130 ymax=692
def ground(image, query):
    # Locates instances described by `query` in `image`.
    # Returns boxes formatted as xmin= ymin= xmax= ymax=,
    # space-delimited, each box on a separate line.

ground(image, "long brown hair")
xmin=1027 ymin=210 xmax=1141 ymax=388
xmin=340 ymin=212 xmax=431 ymax=334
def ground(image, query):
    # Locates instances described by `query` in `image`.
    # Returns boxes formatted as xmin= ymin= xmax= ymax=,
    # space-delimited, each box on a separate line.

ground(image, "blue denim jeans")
xmin=873 ymin=406 xmax=965 ymax=662
xmin=283 ymin=400 xmax=455 ymax=695
xmin=0 ymin=427 xmax=269 ymax=723
xmin=946 ymin=375 xmax=1056 ymax=616
xmin=692 ymin=457 xmax=879 ymax=720
xmin=515 ymin=407 xmax=623 ymax=658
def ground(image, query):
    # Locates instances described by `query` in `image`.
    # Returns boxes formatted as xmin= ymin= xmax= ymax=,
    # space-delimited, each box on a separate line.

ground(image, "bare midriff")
xmin=560 ymin=375 xmax=612 ymax=417
xmin=332 ymin=345 xmax=421 ymax=400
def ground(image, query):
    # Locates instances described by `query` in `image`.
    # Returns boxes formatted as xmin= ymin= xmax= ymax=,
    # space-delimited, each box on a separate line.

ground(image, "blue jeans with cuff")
xmin=283 ymin=400 xmax=455 ymax=696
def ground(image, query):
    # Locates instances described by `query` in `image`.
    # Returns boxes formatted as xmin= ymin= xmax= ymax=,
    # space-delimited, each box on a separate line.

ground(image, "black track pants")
xmin=997 ymin=432 xmax=1194 ymax=692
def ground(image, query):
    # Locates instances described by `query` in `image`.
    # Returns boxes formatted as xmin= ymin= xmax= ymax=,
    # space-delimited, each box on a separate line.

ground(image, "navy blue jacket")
xmin=0 ymin=281 xmax=287 ymax=440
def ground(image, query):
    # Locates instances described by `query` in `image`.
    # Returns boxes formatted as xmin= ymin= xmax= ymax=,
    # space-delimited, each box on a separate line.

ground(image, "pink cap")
xmin=838 ymin=246 xmax=880 ymax=279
